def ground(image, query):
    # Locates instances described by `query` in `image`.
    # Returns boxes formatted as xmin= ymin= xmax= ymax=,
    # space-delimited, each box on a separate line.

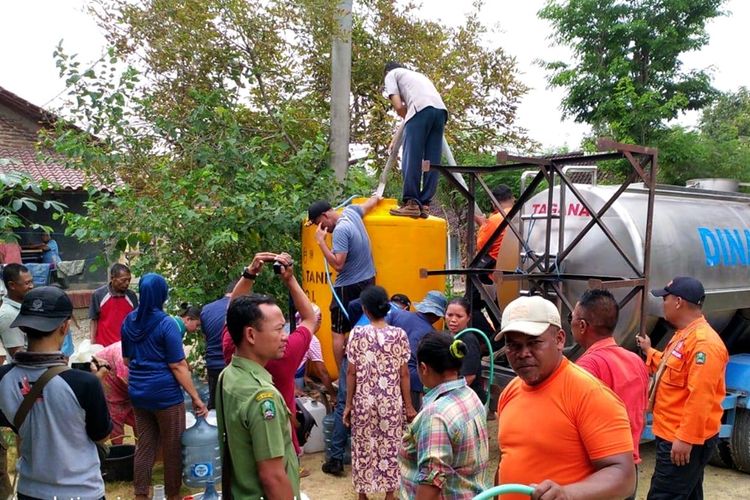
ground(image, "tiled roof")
xmin=0 ymin=86 xmax=107 ymax=191
xmin=0 ymin=146 xmax=90 ymax=191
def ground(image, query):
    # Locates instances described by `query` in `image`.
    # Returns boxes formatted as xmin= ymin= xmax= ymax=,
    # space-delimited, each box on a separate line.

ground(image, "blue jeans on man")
xmin=401 ymin=106 xmax=448 ymax=206
xmin=323 ymin=355 xmax=350 ymax=475
xmin=330 ymin=356 xmax=350 ymax=459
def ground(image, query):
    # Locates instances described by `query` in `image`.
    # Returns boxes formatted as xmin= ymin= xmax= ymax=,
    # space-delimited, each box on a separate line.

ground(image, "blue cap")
xmin=651 ymin=276 xmax=705 ymax=306
xmin=415 ymin=291 xmax=447 ymax=317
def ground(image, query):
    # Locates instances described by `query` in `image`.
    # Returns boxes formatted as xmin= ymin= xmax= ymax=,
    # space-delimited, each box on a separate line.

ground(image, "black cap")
xmin=307 ymin=200 xmax=332 ymax=224
xmin=10 ymin=286 xmax=73 ymax=332
xmin=651 ymin=276 xmax=705 ymax=306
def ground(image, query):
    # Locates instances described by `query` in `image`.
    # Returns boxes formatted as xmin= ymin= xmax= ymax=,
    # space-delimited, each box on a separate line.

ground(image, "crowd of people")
xmin=0 ymin=61 xmax=733 ymax=500
xmin=0 ymin=217 xmax=732 ymax=500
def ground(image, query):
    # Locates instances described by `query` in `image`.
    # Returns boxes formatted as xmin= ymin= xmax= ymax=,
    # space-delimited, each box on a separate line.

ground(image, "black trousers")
xmin=647 ymin=435 xmax=718 ymax=500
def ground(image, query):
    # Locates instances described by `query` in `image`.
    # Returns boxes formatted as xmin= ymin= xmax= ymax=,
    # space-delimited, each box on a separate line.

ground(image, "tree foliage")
xmin=0 ymin=167 xmax=67 ymax=242
xmin=43 ymin=0 xmax=529 ymax=307
xmin=90 ymin=0 xmax=530 ymax=158
xmin=539 ymin=0 xmax=725 ymax=145
xmin=657 ymin=87 xmax=750 ymax=185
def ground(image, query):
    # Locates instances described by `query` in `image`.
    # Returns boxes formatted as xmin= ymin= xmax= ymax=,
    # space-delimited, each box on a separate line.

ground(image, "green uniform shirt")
xmin=216 ymin=356 xmax=300 ymax=499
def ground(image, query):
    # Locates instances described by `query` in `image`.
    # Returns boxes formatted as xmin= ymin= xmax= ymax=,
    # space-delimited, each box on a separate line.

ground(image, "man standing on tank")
xmin=637 ymin=276 xmax=728 ymax=500
xmin=384 ymin=62 xmax=448 ymax=219
xmin=308 ymin=194 xmax=379 ymax=476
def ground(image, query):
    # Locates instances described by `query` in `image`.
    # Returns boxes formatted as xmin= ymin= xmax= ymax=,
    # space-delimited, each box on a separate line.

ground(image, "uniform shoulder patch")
xmin=261 ymin=399 xmax=276 ymax=420
xmin=696 ymin=352 xmax=706 ymax=365
xmin=255 ymin=391 xmax=275 ymax=401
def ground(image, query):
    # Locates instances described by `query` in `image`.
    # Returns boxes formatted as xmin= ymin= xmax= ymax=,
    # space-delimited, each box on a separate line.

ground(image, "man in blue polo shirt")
xmin=308 ymin=195 xmax=379 ymax=476
xmin=200 ymin=279 xmax=237 ymax=409
xmin=388 ymin=290 xmax=446 ymax=410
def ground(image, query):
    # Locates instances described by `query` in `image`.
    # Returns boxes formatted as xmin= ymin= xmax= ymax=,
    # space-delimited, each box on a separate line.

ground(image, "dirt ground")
xmin=297 ymin=419 xmax=750 ymax=499
xmin=60 ymin=321 xmax=750 ymax=498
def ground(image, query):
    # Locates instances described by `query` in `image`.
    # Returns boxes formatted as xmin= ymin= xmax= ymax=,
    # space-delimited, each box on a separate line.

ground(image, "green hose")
xmin=455 ymin=327 xmax=495 ymax=413
xmin=472 ymin=484 xmax=534 ymax=499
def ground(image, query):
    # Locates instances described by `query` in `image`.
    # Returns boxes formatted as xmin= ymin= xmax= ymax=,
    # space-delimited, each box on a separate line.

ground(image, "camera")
xmin=273 ymin=261 xmax=285 ymax=274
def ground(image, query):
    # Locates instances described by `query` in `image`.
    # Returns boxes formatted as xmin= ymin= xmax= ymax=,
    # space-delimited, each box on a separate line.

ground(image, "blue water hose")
xmin=455 ymin=327 xmax=495 ymax=413
xmin=324 ymin=258 xmax=349 ymax=320
xmin=473 ymin=484 xmax=534 ymax=499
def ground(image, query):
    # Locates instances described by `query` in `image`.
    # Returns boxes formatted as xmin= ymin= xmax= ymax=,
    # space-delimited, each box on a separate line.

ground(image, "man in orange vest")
xmin=637 ymin=276 xmax=728 ymax=500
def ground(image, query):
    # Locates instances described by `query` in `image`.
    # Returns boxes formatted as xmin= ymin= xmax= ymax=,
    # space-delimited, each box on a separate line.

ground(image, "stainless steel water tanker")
xmin=517 ymin=183 xmax=750 ymax=348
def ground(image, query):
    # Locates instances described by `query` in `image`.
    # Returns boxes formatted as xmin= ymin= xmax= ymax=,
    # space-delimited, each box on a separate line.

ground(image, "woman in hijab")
xmin=122 ymin=273 xmax=208 ymax=500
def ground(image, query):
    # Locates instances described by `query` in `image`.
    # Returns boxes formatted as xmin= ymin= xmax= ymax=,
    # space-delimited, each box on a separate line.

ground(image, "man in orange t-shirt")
xmin=496 ymin=296 xmax=635 ymax=500
xmin=637 ymin=276 xmax=728 ymax=500
xmin=475 ymin=184 xmax=514 ymax=275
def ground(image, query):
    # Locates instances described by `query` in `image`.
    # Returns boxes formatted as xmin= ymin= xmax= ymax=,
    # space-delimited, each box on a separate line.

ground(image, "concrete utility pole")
xmin=330 ymin=0 xmax=353 ymax=182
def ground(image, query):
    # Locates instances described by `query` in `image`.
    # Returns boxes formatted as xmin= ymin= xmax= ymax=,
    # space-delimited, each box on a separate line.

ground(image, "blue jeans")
xmin=647 ymin=435 xmax=717 ymax=500
xmin=329 ymin=356 xmax=350 ymax=461
xmin=401 ymin=106 xmax=447 ymax=206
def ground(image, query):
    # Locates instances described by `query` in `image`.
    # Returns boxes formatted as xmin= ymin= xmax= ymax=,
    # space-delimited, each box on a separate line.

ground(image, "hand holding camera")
xmin=273 ymin=252 xmax=294 ymax=282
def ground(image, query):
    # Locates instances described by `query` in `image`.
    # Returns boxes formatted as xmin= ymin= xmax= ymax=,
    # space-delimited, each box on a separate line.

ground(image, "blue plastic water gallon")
xmin=182 ymin=416 xmax=221 ymax=488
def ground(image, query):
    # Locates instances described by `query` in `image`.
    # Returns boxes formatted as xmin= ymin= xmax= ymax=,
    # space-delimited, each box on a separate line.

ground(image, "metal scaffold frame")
xmin=421 ymin=139 xmax=658 ymax=338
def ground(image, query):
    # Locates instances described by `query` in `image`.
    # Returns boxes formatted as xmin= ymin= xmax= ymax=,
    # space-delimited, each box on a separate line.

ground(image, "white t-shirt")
xmin=384 ymin=68 xmax=447 ymax=123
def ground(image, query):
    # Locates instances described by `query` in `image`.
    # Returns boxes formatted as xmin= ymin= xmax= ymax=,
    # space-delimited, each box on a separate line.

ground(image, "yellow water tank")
xmin=301 ymin=198 xmax=447 ymax=378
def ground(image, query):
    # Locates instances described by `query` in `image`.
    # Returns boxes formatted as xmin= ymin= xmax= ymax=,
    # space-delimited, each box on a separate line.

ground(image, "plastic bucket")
xmin=101 ymin=444 xmax=135 ymax=482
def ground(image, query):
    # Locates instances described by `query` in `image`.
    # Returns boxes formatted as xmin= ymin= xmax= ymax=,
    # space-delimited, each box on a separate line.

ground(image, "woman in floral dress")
xmin=344 ymin=285 xmax=416 ymax=500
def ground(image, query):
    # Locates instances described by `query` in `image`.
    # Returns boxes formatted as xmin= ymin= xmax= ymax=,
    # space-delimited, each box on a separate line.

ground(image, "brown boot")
xmin=389 ymin=200 xmax=421 ymax=218
xmin=420 ymin=204 xmax=430 ymax=219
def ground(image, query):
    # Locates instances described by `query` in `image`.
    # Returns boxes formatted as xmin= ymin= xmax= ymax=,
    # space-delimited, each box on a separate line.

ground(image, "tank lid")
xmin=686 ymin=178 xmax=739 ymax=193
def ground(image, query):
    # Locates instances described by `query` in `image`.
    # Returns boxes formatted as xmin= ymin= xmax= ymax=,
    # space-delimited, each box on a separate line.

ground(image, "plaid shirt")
xmin=399 ymin=378 xmax=490 ymax=499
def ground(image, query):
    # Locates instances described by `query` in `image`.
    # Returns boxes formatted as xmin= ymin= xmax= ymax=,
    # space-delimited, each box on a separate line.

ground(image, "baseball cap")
xmin=307 ymin=200 xmax=332 ymax=224
xmin=497 ymin=295 xmax=561 ymax=340
xmin=415 ymin=291 xmax=447 ymax=318
xmin=651 ymin=276 xmax=705 ymax=305
xmin=11 ymin=286 xmax=73 ymax=332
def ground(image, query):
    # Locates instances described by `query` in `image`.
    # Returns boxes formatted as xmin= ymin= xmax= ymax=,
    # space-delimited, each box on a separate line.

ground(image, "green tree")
xmin=0 ymin=165 xmax=66 ymax=241
xmin=539 ymin=0 xmax=725 ymax=146
xmin=657 ymin=88 xmax=750 ymax=185
xmin=91 ymin=0 xmax=530 ymax=162
xmin=45 ymin=0 xmax=529 ymax=310
xmin=700 ymin=86 xmax=750 ymax=141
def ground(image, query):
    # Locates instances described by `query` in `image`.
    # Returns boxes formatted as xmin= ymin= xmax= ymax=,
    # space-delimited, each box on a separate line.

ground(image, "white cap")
xmin=496 ymin=295 xmax=561 ymax=340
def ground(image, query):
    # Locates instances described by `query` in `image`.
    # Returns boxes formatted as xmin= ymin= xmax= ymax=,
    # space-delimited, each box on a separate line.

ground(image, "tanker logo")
xmin=532 ymin=202 xmax=590 ymax=217
xmin=697 ymin=227 xmax=750 ymax=267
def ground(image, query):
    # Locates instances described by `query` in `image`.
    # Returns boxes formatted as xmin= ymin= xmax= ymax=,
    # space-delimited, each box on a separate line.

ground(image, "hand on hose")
xmin=531 ymin=480 xmax=570 ymax=500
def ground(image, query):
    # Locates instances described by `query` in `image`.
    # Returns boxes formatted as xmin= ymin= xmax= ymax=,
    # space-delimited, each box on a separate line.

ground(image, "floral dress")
xmin=346 ymin=324 xmax=411 ymax=493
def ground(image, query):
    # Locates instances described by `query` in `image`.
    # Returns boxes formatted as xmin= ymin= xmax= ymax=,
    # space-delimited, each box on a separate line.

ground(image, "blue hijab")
xmin=121 ymin=273 xmax=169 ymax=343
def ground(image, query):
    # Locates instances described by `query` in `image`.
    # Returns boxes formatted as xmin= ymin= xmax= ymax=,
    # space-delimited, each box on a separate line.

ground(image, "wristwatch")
xmin=242 ymin=269 xmax=257 ymax=280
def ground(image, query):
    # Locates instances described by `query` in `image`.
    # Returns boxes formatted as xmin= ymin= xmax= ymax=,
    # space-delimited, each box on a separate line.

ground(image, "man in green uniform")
xmin=217 ymin=253 xmax=315 ymax=499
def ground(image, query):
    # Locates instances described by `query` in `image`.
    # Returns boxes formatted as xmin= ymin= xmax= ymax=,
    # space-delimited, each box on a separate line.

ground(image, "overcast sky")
xmin=1 ymin=0 xmax=748 ymax=150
